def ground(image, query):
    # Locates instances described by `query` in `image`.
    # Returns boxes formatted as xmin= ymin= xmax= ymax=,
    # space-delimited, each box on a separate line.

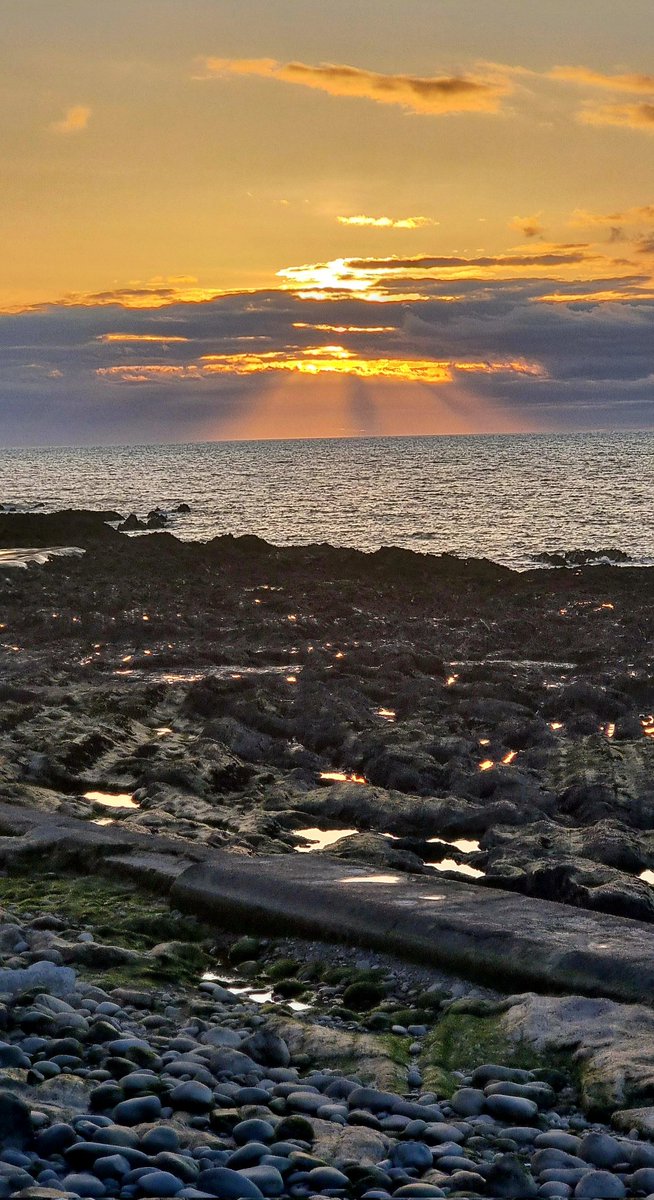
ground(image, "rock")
xmin=61 ymin=1176 xmax=106 ymax=1198
xmin=240 ymin=1030 xmax=290 ymax=1068
xmin=306 ymin=1165 xmax=351 ymax=1189
xmin=113 ymin=1095 xmax=162 ymax=1125
xmin=239 ymin=1165 xmax=285 ymax=1196
xmin=574 ymin=1171 xmax=626 ymax=1198
xmin=197 ymin=1166 xmax=265 ymax=1198
xmin=451 ymin=1087 xmax=485 ymax=1116
xmin=578 ymin=1132 xmax=624 ymax=1168
xmin=485 ymin=1093 xmax=539 ymax=1122
xmin=0 ymin=964 xmax=76 ymax=997
xmin=0 ymin=1092 xmax=33 ymax=1149
xmin=169 ymin=1080 xmax=214 ymax=1112
xmin=136 ymin=1170 xmax=184 ymax=1196
xmin=485 ymin=1154 xmax=538 ymax=1198
xmin=233 ymin=1119 xmax=276 ymax=1145
xmin=392 ymin=1143 xmax=434 ymax=1170
xmin=472 ymin=1064 xmax=534 ymax=1087
xmin=120 ymin=514 xmax=145 ymax=531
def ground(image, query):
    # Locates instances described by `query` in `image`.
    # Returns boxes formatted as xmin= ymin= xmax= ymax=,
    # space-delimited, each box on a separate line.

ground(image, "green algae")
xmin=422 ymin=1011 xmax=577 ymax=1097
xmin=0 ymin=870 xmax=213 ymax=989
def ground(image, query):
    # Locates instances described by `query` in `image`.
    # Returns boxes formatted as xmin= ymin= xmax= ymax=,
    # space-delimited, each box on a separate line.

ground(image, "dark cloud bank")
xmin=1 ymin=275 xmax=653 ymax=444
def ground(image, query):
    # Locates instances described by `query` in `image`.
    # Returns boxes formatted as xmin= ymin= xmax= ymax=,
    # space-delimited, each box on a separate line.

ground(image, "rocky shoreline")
xmin=2 ymin=509 xmax=654 ymax=921
xmin=1 ymin=874 xmax=654 ymax=1200
xmin=2 ymin=509 xmax=654 ymax=1197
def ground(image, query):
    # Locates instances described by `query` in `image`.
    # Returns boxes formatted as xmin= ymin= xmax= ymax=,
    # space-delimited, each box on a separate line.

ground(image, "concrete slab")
xmin=172 ymin=852 xmax=654 ymax=1005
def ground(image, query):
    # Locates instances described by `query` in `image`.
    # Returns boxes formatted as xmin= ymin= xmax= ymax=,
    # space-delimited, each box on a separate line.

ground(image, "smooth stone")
xmin=485 ymin=1154 xmax=538 ymax=1198
xmin=136 ymin=1170 xmax=184 ymax=1196
xmin=234 ymin=1120 xmax=276 ymax=1146
xmin=579 ymin=1134 xmax=625 ymax=1169
xmin=472 ymin=1064 xmax=534 ymax=1086
xmin=536 ymin=1134 xmax=583 ymax=1155
xmin=451 ymin=1088 xmax=485 ymax=1117
xmin=485 ymin=1094 xmax=539 ymax=1123
xmin=306 ymin=1166 xmax=351 ymax=1189
xmin=391 ymin=1144 xmax=434 ymax=1171
xmin=423 ymin=1125 xmax=465 ymax=1145
xmin=197 ymin=1167 xmax=265 ymax=1198
xmin=392 ymin=1188 xmax=446 ymax=1198
xmin=140 ymin=1128 xmax=180 ymax=1155
xmin=227 ymin=1144 xmax=271 ymax=1169
xmin=239 ymin=1165 xmax=285 ymax=1196
xmin=574 ymin=1171 xmax=626 ymax=1198
xmin=170 ymin=1082 xmax=214 ymax=1113
xmin=113 ymin=1096 xmax=162 ymax=1125
xmin=0 ymin=1093 xmax=33 ymax=1149
xmin=538 ymin=1186 xmax=572 ymax=1198
xmin=61 ymin=1175 xmax=106 ymax=1198
xmin=94 ymin=1154 xmax=132 ymax=1179
xmin=532 ymin=1151 xmax=588 ymax=1173
xmin=630 ymin=1169 xmax=654 ymax=1193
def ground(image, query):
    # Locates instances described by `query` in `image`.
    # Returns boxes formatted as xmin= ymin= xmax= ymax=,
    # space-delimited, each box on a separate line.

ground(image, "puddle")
xmin=202 ymin=971 xmax=311 ymax=1012
xmin=294 ymin=827 xmax=358 ymax=852
xmin=82 ymin=791 xmax=138 ymax=809
xmin=91 ymin=817 xmax=115 ymax=827
xmin=112 ymin=663 xmax=300 ymax=683
xmin=431 ymin=858 xmax=485 ymax=879
xmin=319 ymin=771 xmax=367 ymax=784
xmin=640 ymin=870 xmax=654 ymax=886
xmin=0 ymin=546 xmax=85 ymax=569
xmin=429 ymin=836 xmax=480 ymax=853
xmin=339 ymin=873 xmax=401 ymax=885
xmin=377 ymin=707 xmax=396 ymax=722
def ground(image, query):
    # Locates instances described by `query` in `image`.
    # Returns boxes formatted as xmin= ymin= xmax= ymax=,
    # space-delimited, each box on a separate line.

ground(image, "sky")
xmin=2 ymin=0 xmax=654 ymax=444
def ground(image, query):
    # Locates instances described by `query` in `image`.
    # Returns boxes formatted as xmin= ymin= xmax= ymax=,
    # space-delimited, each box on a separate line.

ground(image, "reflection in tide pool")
xmin=202 ymin=972 xmax=310 ymax=1012
xmin=432 ymin=858 xmax=485 ymax=879
xmin=295 ymin=827 xmax=358 ymax=852
xmin=83 ymin=791 xmax=137 ymax=809
xmin=640 ymin=870 xmax=654 ymax=886
xmin=319 ymin=771 xmax=367 ymax=784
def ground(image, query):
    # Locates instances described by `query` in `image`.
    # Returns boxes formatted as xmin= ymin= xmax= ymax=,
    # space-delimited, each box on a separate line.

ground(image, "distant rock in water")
xmin=120 ymin=513 xmax=146 ymax=531
xmin=174 ymin=502 xmax=191 ymax=513
xmin=533 ymin=549 xmax=633 ymax=568
xmin=146 ymin=508 xmax=169 ymax=529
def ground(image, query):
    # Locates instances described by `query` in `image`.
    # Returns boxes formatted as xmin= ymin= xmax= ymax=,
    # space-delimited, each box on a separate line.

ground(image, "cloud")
xmin=338 ymin=215 xmax=437 ymax=229
xmin=200 ymin=57 xmax=513 ymax=115
xmin=548 ymin=66 xmax=654 ymax=94
xmin=509 ymin=214 xmax=545 ymax=239
xmin=2 ymin=244 xmax=654 ymax=444
xmin=579 ymin=102 xmax=654 ymax=131
xmin=51 ymin=105 xmax=92 ymax=134
xmin=571 ymin=204 xmax=654 ymax=226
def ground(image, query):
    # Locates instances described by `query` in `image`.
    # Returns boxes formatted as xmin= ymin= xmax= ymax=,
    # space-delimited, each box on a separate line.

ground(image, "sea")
xmin=1 ymin=431 xmax=654 ymax=571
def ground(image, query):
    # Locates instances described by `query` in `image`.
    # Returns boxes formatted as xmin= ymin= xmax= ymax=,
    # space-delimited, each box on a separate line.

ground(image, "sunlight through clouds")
xmin=51 ymin=105 xmax=92 ymax=134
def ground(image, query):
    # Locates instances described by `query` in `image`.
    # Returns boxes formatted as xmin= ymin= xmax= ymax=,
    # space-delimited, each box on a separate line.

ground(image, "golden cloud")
xmin=51 ymin=105 xmax=92 ymax=134
xmin=97 ymin=347 xmax=545 ymax=386
xmin=579 ymin=102 xmax=654 ymax=131
xmin=200 ymin=57 xmax=513 ymax=115
xmin=570 ymin=205 xmax=654 ymax=226
xmin=509 ymin=214 xmax=545 ymax=239
xmin=338 ymin=215 xmax=437 ymax=229
xmin=98 ymin=333 xmax=190 ymax=344
xmin=548 ymin=66 xmax=654 ymax=94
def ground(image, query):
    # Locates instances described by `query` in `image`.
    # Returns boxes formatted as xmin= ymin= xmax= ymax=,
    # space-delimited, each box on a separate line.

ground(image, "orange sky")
xmin=1 ymin=0 xmax=653 ymax=443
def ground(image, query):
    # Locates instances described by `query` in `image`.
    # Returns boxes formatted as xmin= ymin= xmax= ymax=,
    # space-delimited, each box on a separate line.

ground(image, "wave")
xmin=531 ymin=548 xmax=636 ymax=568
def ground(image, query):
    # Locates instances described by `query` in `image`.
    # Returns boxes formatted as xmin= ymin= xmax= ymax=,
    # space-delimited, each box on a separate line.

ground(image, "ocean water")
xmin=1 ymin=432 xmax=654 ymax=570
